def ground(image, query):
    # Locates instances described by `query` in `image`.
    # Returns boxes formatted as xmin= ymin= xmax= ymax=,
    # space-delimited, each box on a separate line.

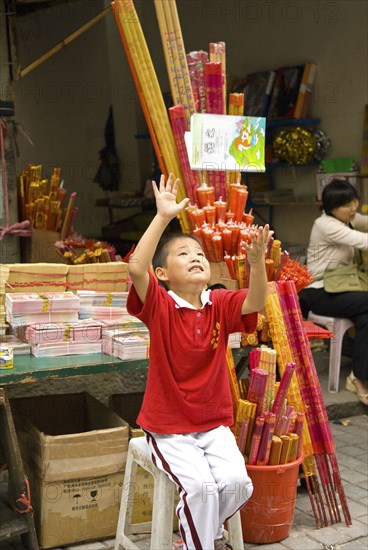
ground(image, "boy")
xmin=127 ymin=173 xmax=270 ymax=550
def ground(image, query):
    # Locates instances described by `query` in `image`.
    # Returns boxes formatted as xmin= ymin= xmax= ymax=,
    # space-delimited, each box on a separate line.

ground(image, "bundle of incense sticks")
xmin=17 ymin=164 xmax=78 ymax=236
xmin=187 ymin=50 xmax=208 ymax=113
xmin=113 ymin=0 xmax=190 ymax=232
xmin=209 ymin=42 xmax=226 ymax=114
xmin=233 ymin=342 xmax=306 ymax=466
xmin=265 ymin=282 xmax=351 ymax=528
xmin=247 ymin=367 xmax=268 ymax=417
xmin=154 ymin=0 xmax=196 ymax=129
xmin=169 ymin=105 xmax=199 ymax=204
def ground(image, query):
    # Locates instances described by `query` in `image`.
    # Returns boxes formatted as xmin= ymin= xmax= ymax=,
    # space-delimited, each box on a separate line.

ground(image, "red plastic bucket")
xmin=240 ymin=454 xmax=304 ymax=544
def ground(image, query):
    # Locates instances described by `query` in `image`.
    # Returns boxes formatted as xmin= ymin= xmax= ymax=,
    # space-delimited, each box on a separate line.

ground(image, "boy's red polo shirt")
xmin=127 ymin=272 xmax=257 ymax=434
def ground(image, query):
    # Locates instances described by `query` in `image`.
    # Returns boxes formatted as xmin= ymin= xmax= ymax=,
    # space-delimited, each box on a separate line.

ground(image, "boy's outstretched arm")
xmin=241 ymin=225 xmax=271 ymax=315
xmin=128 ymin=173 xmax=189 ymax=303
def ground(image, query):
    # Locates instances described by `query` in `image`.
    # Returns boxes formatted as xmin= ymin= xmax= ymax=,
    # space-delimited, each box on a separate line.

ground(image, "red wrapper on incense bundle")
xmin=248 ymin=415 xmax=265 ymax=465
xmin=256 ymin=411 xmax=276 ymax=465
xmin=271 ymin=361 xmax=296 ymax=422
xmin=249 ymin=347 xmax=261 ymax=374
xmin=247 ymin=367 xmax=268 ymax=417
xmin=209 ymin=41 xmax=226 ymax=114
xmin=187 ymin=50 xmax=208 ymax=112
xmin=274 ymin=414 xmax=290 ymax=437
xmin=169 ymin=105 xmax=199 ymax=204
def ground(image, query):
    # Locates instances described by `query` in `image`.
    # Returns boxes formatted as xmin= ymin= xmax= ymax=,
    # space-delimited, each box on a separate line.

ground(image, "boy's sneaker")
xmin=214 ymin=538 xmax=233 ymax=550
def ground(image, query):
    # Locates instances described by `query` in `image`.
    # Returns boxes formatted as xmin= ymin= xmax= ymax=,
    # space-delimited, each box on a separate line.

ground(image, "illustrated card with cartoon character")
xmin=186 ymin=113 xmax=266 ymax=172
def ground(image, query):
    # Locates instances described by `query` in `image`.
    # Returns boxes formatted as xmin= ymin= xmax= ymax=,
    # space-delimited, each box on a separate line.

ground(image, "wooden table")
xmin=0 ymin=348 xmax=248 ymax=387
xmin=0 ymin=353 xmax=148 ymax=386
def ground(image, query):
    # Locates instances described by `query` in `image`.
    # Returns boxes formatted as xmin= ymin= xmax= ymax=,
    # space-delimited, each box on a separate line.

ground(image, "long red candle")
xmin=196 ymin=181 xmax=215 ymax=207
xmin=212 ymin=231 xmax=223 ymax=262
xmin=203 ymin=203 xmax=216 ymax=226
xmin=214 ymin=196 xmax=227 ymax=223
xmin=234 ymin=186 xmax=248 ymax=223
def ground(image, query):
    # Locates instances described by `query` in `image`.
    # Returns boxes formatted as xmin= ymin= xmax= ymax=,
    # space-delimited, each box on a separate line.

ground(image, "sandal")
xmin=346 ymin=372 xmax=368 ymax=406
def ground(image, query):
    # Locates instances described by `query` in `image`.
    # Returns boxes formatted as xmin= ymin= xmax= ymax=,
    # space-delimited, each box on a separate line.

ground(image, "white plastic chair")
xmin=114 ymin=436 xmax=244 ymax=549
xmin=307 ymin=311 xmax=354 ymax=393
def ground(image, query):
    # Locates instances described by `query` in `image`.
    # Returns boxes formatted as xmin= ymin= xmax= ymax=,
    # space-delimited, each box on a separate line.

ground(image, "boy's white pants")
xmin=145 ymin=425 xmax=253 ymax=550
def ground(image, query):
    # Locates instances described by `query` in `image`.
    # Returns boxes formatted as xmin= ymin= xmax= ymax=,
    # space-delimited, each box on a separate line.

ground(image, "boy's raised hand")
xmin=242 ymin=224 xmax=272 ymax=265
xmin=152 ymin=173 xmax=190 ymax=222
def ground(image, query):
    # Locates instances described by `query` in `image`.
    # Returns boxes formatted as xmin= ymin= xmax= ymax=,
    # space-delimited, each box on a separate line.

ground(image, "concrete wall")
xmin=11 ymin=0 xmax=368 ymax=246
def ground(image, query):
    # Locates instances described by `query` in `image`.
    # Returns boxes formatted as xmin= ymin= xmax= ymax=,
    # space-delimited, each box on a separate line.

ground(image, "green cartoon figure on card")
xmin=229 ymin=117 xmax=265 ymax=171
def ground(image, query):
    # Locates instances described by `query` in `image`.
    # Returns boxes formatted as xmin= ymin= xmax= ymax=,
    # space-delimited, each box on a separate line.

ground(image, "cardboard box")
xmin=11 ymin=392 xmax=129 ymax=549
xmin=22 ymin=230 xmax=63 ymax=263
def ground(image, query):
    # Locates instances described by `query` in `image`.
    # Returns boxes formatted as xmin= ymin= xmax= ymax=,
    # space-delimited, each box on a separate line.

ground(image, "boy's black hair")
xmin=152 ymin=233 xmax=204 ymax=289
xmin=322 ymin=179 xmax=358 ymax=215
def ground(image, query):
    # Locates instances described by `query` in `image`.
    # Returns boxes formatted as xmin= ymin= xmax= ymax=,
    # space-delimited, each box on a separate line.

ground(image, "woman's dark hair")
xmin=322 ymin=179 xmax=358 ymax=215
xmin=152 ymin=232 xmax=203 ymax=271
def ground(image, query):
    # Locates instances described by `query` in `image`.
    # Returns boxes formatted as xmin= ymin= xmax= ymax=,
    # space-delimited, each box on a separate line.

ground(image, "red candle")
xmin=196 ymin=181 xmax=215 ymax=207
xmin=214 ymin=196 xmax=227 ymax=223
xmin=203 ymin=203 xmax=216 ymax=226
xmin=185 ymin=203 xmax=198 ymax=231
xmin=192 ymin=226 xmax=203 ymax=240
xmin=239 ymin=227 xmax=251 ymax=254
xmin=212 ymin=231 xmax=223 ymax=262
xmin=226 ymin=211 xmax=235 ymax=222
xmin=228 ymin=181 xmax=242 ymax=213
xmin=202 ymin=225 xmax=215 ymax=261
xmin=234 ymin=187 xmax=248 ymax=222
xmin=224 ymin=253 xmax=235 ymax=279
xmin=243 ymin=212 xmax=254 ymax=226
xmin=231 ymin=225 xmax=240 ymax=256
xmin=222 ymin=226 xmax=232 ymax=256
xmin=192 ymin=208 xmax=206 ymax=227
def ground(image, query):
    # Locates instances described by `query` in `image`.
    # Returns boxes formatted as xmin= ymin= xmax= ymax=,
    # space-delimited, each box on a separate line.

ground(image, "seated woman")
xmin=300 ymin=179 xmax=368 ymax=405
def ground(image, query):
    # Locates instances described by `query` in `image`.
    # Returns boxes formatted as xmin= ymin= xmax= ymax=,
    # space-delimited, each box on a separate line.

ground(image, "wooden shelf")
xmin=266 ymin=118 xmax=320 ymax=128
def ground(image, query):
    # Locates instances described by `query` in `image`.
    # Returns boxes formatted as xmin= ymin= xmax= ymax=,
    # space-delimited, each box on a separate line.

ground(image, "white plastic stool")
xmin=307 ymin=311 xmax=354 ymax=393
xmin=114 ymin=436 xmax=244 ymax=550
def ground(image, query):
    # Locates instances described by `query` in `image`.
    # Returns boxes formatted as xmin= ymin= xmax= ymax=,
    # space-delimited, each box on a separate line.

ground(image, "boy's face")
xmin=155 ymin=237 xmax=210 ymax=291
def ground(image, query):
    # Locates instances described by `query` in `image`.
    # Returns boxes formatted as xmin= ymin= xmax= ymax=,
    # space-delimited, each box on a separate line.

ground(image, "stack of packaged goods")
xmin=77 ymin=290 xmax=134 ymax=323
xmin=5 ymin=292 xmax=101 ymax=357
